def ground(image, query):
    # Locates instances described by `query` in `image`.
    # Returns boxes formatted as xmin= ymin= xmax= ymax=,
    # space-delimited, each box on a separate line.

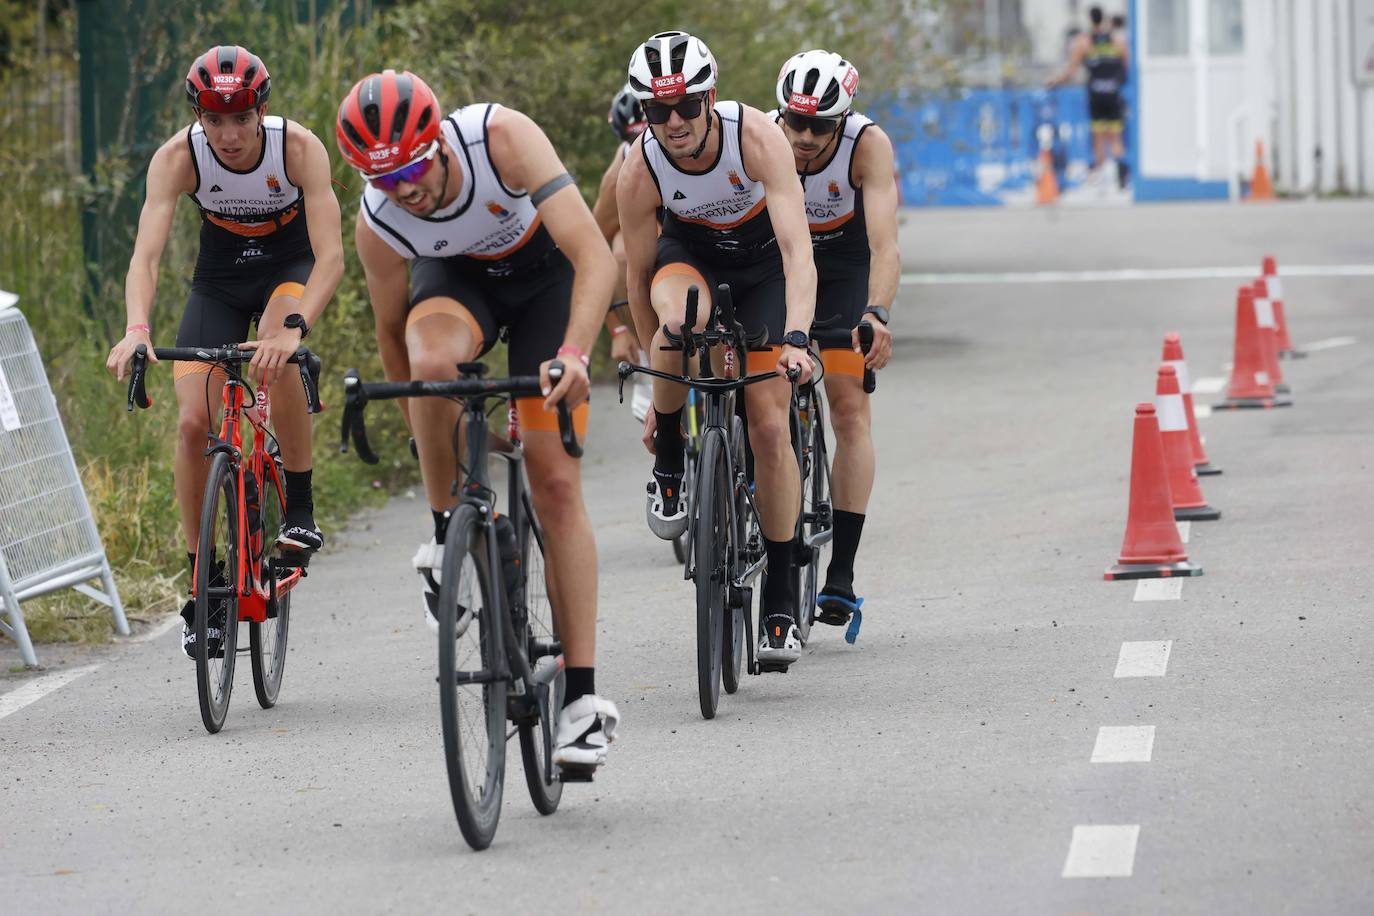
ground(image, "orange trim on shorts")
xmin=267 ymin=281 xmax=305 ymax=303
xmin=515 ymin=397 xmax=590 ymax=437
xmin=173 ymin=361 xmax=228 ymax=382
xmin=406 ymin=298 xmax=484 ymax=350
xmin=820 ymin=347 xmax=865 ymax=379
xmin=651 ymin=261 xmax=708 ymax=291
xmin=746 ymin=346 xmax=781 ymax=375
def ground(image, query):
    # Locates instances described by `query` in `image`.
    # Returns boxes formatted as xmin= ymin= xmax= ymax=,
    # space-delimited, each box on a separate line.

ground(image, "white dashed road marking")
xmin=1192 ymin=376 xmax=1227 ymax=395
xmin=1301 ymin=336 xmax=1358 ymax=352
xmin=0 ymin=665 xmax=100 ymax=722
xmin=1133 ymin=579 xmax=1183 ymax=602
xmin=900 ymin=265 xmax=1374 ymax=286
xmin=1091 ymin=726 xmax=1156 ymax=763
xmin=1062 ymin=824 xmax=1141 ymax=877
xmin=1114 ymin=640 xmax=1173 ymax=678
xmin=1192 ymin=403 xmax=1212 ymax=419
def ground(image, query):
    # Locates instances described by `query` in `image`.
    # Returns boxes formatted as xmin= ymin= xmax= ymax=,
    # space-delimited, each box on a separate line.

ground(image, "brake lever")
xmin=547 ymin=362 xmax=584 ymax=459
xmin=616 ymin=360 xmax=635 ymax=404
xmin=857 ymin=320 xmax=876 ymax=394
xmin=127 ymin=344 xmax=152 ymax=411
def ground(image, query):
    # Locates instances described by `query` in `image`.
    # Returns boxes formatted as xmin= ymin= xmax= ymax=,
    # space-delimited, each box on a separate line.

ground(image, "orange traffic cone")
xmin=1161 ymin=332 xmax=1221 ymax=475
xmin=1215 ymin=285 xmax=1293 ymax=410
xmin=1262 ymin=256 xmax=1304 ymax=358
xmin=1036 ymin=148 xmax=1059 ymax=205
xmin=1252 ymin=278 xmax=1290 ymax=395
xmin=1106 ymin=403 xmax=1202 ymax=581
xmin=1155 ymin=365 xmax=1221 ymax=521
xmin=1247 ymin=140 xmax=1275 ymax=201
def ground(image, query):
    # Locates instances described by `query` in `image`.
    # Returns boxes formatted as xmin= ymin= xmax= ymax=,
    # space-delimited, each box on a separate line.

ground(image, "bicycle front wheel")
xmin=799 ymin=398 xmax=833 ymax=645
xmin=195 ymin=452 xmax=241 ymax=734
xmin=515 ymin=487 xmax=564 ymax=816
xmin=722 ymin=414 xmax=748 ymax=695
xmin=438 ymin=505 xmax=508 ymax=851
xmin=251 ymin=449 xmax=290 ymax=709
xmin=694 ymin=429 xmax=729 ymax=719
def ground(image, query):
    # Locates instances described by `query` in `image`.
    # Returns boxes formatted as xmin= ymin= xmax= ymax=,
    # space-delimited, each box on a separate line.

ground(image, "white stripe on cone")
xmin=1254 ymin=296 xmax=1277 ymax=328
xmin=1155 ymin=393 xmax=1189 ymax=432
xmin=1164 ymin=359 xmax=1191 ymax=392
xmin=1267 ymin=276 xmax=1284 ymax=300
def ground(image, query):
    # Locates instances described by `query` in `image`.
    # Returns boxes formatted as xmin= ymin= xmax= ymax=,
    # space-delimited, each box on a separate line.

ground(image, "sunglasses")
xmin=365 ymin=141 xmax=440 ymax=191
xmin=644 ymin=95 xmax=707 ymax=125
xmin=783 ymin=111 xmax=842 ymax=136
xmin=195 ymin=87 xmax=262 ymax=114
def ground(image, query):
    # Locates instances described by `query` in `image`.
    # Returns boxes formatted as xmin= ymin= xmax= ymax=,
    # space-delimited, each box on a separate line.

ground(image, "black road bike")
xmin=341 ymin=361 xmax=581 ymax=851
xmin=618 ymin=284 xmax=797 ymax=720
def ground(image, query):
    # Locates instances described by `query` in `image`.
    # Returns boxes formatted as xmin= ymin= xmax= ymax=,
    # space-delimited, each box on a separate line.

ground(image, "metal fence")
xmin=0 ymin=304 xmax=128 ymax=666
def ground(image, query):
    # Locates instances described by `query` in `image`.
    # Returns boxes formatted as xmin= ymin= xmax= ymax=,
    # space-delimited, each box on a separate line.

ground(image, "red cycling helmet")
xmin=185 ymin=45 xmax=271 ymax=114
xmin=336 ymin=70 xmax=443 ymax=175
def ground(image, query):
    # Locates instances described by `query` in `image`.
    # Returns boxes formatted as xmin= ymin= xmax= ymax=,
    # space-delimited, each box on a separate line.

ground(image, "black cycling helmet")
xmin=608 ymin=83 xmax=647 ymax=143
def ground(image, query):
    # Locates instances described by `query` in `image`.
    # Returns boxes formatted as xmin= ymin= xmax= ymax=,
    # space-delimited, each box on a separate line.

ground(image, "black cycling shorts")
xmin=815 ymin=257 xmax=870 ymax=349
xmin=176 ymin=256 xmax=314 ymax=348
xmin=408 ymin=250 xmax=573 ymax=378
xmin=1089 ymin=92 xmax=1124 ymax=128
xmin=653 ymin=236 xmax=785 ymax=344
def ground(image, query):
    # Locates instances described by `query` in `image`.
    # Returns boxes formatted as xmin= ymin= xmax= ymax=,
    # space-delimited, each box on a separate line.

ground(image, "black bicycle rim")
xmin=694 ymin=430 xmax=728 ymax=719
xmin=722 ymin=415 xmax=747 ymax=694
xmin=516 ymin=487 xmax=563 ymax=816
xmin=251 ymin=453 xmax=289 ymax=709
xmin=196 ymin=453 xmax=240 ymax=734
xmin=438 ymin=505 xmax=507 ymax=850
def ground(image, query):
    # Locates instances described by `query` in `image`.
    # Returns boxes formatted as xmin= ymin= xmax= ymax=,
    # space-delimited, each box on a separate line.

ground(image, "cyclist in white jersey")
xmin=616 ymin=31 xmax=817 ymax=668
xmin=773 ymin=50 xmax=899 ymax=629
xmin=337 ymin=70 xmax=620 ymax=771
xmin=104 ymin=45 xmax=343 ymax=659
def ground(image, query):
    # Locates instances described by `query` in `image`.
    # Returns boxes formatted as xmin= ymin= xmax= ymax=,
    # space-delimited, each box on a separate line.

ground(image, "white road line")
xmin=0 ymin=664 xmax=100 ymax=722
xmin=1062 ymin=825 xmax=1141 ymax=877
xmin=1176 ymin=521 xmax=1191 ymax=543
xmin=1192 ymin=376 xmax=1227 ymax=395
xmin=1091 ymin=726 xmax=1156 ymax=763
xmin=900 ymin=265 xmax=1374 ymax=286
xmin=1192 ymin=404 xmax=1212 ymax=419
xmin=1114 ymin=640 xmax=1173 ymax=678
xmin=1302 ymin=336 xmax=1358 ymax=352
xmin=1133 ymin=579 xmax=1183 ymax=602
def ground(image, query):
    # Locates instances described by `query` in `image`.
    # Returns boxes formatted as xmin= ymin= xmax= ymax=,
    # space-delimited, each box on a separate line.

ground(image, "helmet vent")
xmin=340 ymin=118 xmax=367 ymax=152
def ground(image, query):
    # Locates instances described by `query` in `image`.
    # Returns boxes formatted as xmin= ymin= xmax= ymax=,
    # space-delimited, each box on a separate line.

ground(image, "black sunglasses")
xmin=644 ymin=94 xmax=707 ymax=125
xmin=783 ymin=111 xmax=842 ymax=136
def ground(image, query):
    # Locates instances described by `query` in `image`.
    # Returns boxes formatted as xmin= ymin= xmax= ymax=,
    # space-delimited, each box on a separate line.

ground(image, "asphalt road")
xmin=3 ymin=201 xmax=1372 ymax=914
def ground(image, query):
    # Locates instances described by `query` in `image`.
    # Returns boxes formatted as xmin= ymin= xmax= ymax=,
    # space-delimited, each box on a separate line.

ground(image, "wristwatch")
xmin=782 ymin=329 xmax=809 ymax=349
xmin=862 ymin=305 xmax=890 ymax=326
xmin=283 ymin=313 xmax=310 ymax=338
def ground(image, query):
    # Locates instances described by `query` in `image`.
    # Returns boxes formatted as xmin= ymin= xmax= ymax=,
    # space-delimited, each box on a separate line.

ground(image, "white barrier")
xmin=0 ymin=296 xmax=128 ymax=666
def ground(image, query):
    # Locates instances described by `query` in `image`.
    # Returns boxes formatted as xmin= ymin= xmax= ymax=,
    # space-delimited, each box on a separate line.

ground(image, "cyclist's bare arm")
xmin=592 ymin=146 xmax=625 ymax=243
xmin=741 ymin=105 xmax=817 ymax=349
xmin=614 ymin=146 xmax=663 ymax=350
xmin=1047 ymin=34 xmax=1088 ymax=87
xmin=107 ymin=130 xmax=195 ymax=379
xmin=487 ymin=106 xmax=615 ymax=406
xmin=855 ymin=125 xmax=899 ymax=369
xmin=355 ymin=211 xmax=415 ymax=427
xmin=283 ymin=122 xmax=344 ymax=329
xmin=1114 ymin=33 xmax=1130 ymax=69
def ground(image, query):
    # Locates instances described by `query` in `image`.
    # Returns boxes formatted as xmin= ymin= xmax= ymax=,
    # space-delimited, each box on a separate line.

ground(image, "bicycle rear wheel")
xmin=195 ymin=452 xmax=241 ymax=734
xmin=694 ymin=429 xmax=729 ymax=719
xmin=251 ymin=449 xmax=290 ymax=709
xmin=722 ymin=415 xmax=748 ymax=695
xmin=796 ymin=397 xmax=831 ymax=645
xmin=515 ymin=487 xmax=564 ymax=816
xmin=438 ymin=505 xmax=508 ymax=851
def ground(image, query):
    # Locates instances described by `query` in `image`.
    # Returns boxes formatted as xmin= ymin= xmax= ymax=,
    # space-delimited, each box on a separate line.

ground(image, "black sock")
xmin=825 ymin=511 xmax=866 ymax=597
xmin=653 ymin=408 xmax=685 ymax=475
xmin=763 ymin=537 xmax=796 ymax=618
xmin=187 ymin=552 xmax=197 ymax=578
xmin=284 ymin=469 xmax=313 ymax=515
xmin=564 ymin=667 xmax=595 ymax=708
xmin=432 ymin=509 xmax=451 ymax=544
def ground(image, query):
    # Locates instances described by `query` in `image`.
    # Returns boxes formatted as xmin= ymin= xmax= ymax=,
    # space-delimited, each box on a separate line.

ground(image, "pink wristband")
xmin=127 ymin=323 xmax=150 ymax=334
xmin=611 ymin=325 xmax=629 ymax=337
xmin=556 ymin=345 xmax=590 ymax=367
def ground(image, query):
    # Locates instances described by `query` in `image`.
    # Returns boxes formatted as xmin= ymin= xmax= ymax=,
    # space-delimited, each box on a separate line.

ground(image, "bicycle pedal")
xmin=274 ymin=549 xmax=311 ymax=569
xmin=758 ymin=661 xmax=792 ymax=674
xmin=557 ymin=766 xmax=595 ymax=784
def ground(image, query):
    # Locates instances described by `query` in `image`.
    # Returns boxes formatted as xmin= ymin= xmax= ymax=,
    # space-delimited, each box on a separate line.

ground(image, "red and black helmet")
xmin=185 ymin=45 xmax=271 ymax=113
xmin=336 ymin=70 xmax=443 ymax=175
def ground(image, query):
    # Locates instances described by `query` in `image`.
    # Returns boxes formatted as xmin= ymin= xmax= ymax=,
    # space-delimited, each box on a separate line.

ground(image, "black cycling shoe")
xmin=180 ymin=562 xmax=229 ymax=659
xmin=278 ymin=508 xmax=324 ymax=552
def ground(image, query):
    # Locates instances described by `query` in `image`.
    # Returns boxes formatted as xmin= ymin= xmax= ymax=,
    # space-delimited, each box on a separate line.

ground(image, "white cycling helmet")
xmin=776 ymin=49 xmax=859 ymax=117
xmin=627 ymin=31 xmax=717 ymax=101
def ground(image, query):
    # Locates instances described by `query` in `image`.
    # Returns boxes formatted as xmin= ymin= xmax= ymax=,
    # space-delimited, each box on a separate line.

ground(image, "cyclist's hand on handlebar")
xmin=778 ymin=344 xmax=815 ymax=384
xmin=106 ymin=328 xmax=155 ymax=381
xmin=241 ymin=326 xmax=303 ymax=388
xmin=855 ymin=319 xmax=893 ymax=370
xmin=540 ymin=354 xmax=590 ymax=412
xmin=641 ymin=408 xmax=657 ymax=455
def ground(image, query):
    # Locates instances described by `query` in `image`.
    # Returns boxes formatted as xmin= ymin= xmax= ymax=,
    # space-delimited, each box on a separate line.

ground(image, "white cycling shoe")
xmin=553 ymin=694 xmax=620 ymax=778
xmin=757 ymin=614 xmax=802 ymax=667
xmin=413 ymin=538 xmax=476 ymax=638
xmin=646 ymin=471 xmax=688 ymax=540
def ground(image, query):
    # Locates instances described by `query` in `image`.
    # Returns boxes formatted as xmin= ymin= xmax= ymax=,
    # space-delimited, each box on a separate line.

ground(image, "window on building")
xmin=1208 ymin=0 xmax=1244 ymax=55
xmin=1147 ymin=0 xmax=1190 ymax=57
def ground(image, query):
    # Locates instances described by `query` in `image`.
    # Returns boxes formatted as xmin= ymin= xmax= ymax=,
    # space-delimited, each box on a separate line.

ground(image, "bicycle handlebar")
xmin=808 ymin=317 xmax=877 ymax=394
xmin=127 ymin=344 xmax=323 ymax=414
xmin=340 ymin=362 xmax=582 ymax=462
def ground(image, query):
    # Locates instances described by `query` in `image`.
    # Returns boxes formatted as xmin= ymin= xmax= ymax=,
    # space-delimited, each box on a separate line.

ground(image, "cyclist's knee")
xmin=528 ymin=471 xmax=582 ymax=524
xmin=746 ymin=410 xmax=789 ymax=465
xmin=176 ymin=407 xmax=212 ymax=450
xmin=409 ymin=343 xmax=470 ymax=381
